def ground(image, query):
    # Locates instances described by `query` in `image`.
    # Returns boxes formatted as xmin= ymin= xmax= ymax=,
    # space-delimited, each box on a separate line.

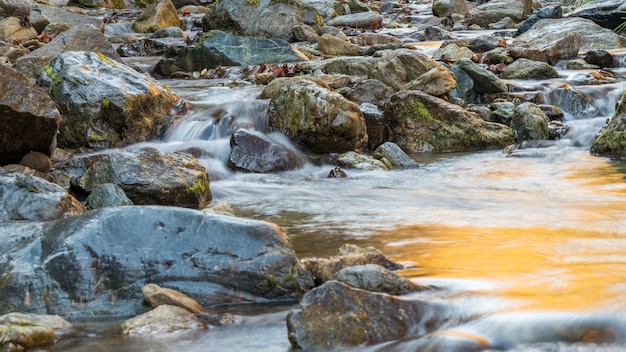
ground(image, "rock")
xmin=259 ymin=76 xmax=331 ymax=99
xmin=432 ymin=0 xmax=467 ymax=17
xmin=584 ymin=49 xmax=614 ymax=68
xmin=0 ymin=206 xmax=314 ymax=316
xmin=172 ymin=30 xmax=306 ymax=72
xmin=133 ymin=0 xmax=181 ymax=33
xmin=326 ymin=12 xmax=383 ymax=29
xmin=142 ymin=283 xmax=204 ymax=313
xmin=317 ymin=25 xmax=348 ymax=41
xmin=441 ymin=36 xmax=506 ymax=53
xmin=374 ymin=49 xmax=450 ymax=91
xmin=30 ymin=4 xmax=104 ymax=33
xmin=488 ymin=101 xmax=515 ymax=124
xmin=85 ymin=183 xmax=134 ymax=209
xmin=14 ymin=24 xmax=121 ymax=81
xmin=402 ymin=65 xmax=457 ymax=96
xmin=0 ymin=17 xmax=37 ymax=42
xmin=286 ymin=281 xmax=454 ymax=349
xmin=1 ymin=313 xmax=74 ymax=336
xmin=566 ymin=59 xmax=600 ymax=70
xmin=336 ymin=151 xmax=387 ymax=171
xmin=466 ymin=0 xmax=525 ymax=28
xmin=360 ymin=103 xmax=386 ymax=150
xmin=335 ymin=264 xmax=427 ymax=294
xmin=455 ymin=58 xmax=507 ymax=93
xmin=546 ymin=87 xmax=599 ymax=119
xmin=423 ymin=26 xmax=458 ymax=41
xmin=566 ymin=0 xmax=626 ymax=30
xmin=0 ymin=0 xmax=36 ymax=18
xmin=301 ymin=244 xmax=402 ymax=285
xmin=202 ymin=0 xmax=326 ymax=41
xmin=511 ymin=102 xmax=550 ymax=141
xmin=591 ymin=91 xmax=626 ymax=159
xmin=317 ymin=33 xmax=362 ymax=56
xmin=120 ymin=305 xmax=206 ymax=335
xmin=0 ymin=313 xmax=57 ymax=351
xmin=501 ymin=58 xmax=560 ymax=80
xmin=483 ymin=47 xmax=514 ymax=65
xmin=432 ymin=43 xmax=473 ymax=63
xmin=345 ymin=79 xmax=393 ymax=108
xmin=38 ymin=51 xmax=179 ymax=149
xmin=350 ymin=32 xmax=403 ymax=46
xmin=152 ymin=26 xmax=188 ymax=38
xmin=291 ymin=24 xmax=320 ymax=43
xmin=19 ymin=151 xmax=51 ymax=173
xmin=540 ymin=105 xmax=565 ymax=122
xmin=201 ymin=202 xmax=236 ymax=216
xmin=71 ymin=147 xmax=211 ymax=208
xmin=0 ymin=172 xmax=85 ymax=222
xmin=117 ymin=37 xmax=171 ymax=57
xmin=373 ymin=142 xmax=418 ymax=169
xmin=517 ymin=5 xmax=562 ymax=35
xmin=384 ymin=90 xmax=514 ymax=153
xmin=488 ymin=16 xmax=517 ymax=29
xmin=227 ymin=128 xmax=307 ymax=173
xmin=548 ymin=120 xmax=569 ymax=140
xmin=301 ymin=55 xmax=375 ymax=79
xmin=448 ymin=65 xmax=476 ymax=104
xmin=267 ymin=79 xmax=368 ymax=154
xmin=0 ymin=65 xmax=60 ymax=165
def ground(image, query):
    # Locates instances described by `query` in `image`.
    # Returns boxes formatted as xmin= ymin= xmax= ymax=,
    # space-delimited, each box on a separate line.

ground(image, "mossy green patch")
xmin=397 ymin=98 xmax=433 ymax=125
xmin=44 ymin=65 xmax=59 ymax=84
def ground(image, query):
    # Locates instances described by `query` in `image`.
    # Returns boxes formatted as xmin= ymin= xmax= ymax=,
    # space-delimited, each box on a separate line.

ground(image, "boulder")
xmin=0 ymin=17 xmax=37 ymax=42
xmin=19 ymin=151 xmax=52 ymax=173
xmin=350 ymin=32 xmax=403 ymax=46
xmin=402 ymin=65 xmax=457 ymax=96
xmin=326 ymin=12 xmax=383 ymax=29
xmin=172 ymin=30 xmax=306 ymax=72
xmin=0 ymin=314 xmax=57 ymax=351
xmin=0 ymin=172 xmax=85 ymax=222
xmin=584 ymin=49 xmax=614 ymax=68
xmin=202 ymin=0 xmax=327 ymax=41
xmin=432 ymin=0 xmax=467 ymax=17
xmin=291 ymin=24 xmax=320 ymax=43
xmin=517 ymin=5 xmax=562 ymax=35
xmin=227 ymin=129 xmax=307 ymax=173
xmin=14 ymin=24 xmax=121 ymax=81
xmin=0 ymin=206 xmax=314 ymax=316
xmin=302 ymin=244 xmax=402 ymax=285
xmin=70 ymin=147 xmax=212 ymax=208
xmin=455 ymin=58 xmax=507 ymax=93
xmin=336 ymin=151 xmax=387 ymax=171
xmin=141 ymin=284 xmax=204 ymax=313
xmin=373 ymin=49 xmax=451 ymax=91
xmin=335 ymin=264 xmax=427 ymax=294
xmin=566 ymin=0 xmax=626 ymax=30
xmin=30 ymin=4 xmax=104 ymax=33
xmin=120 ymin=305 xmax=206 ymax=335
xmin=286 ymin=281 xmax=455 ymax=349
xmin=267 ymin=79 xmax=368 ymax=154
xmin=546 ymin=87 xmax=599 ymax=119
xmin=360 ymin=103 xmax=386 ymax=150
xmin=384 ymin=90 xmax=514 ymax=153
xmin=591 ymin=91 xmax=626 ymax=159
xmin=511 ymin=102 xmax=550 ymax=141
xmin=317 ymin=33 xmax=362 ymax=56
xmin=373 ymin=142 xmax=418 ymax=169
xmin=117 ymin=37 xmax=171 ymax=57
xmin=488 ymin=101 xmax=515 ymax=125
xmin=85 ymin=183 xmax=134 ymax=209
xmin=432 ymin=43 xmax=473 ymax=63
xmin=466 ymin=0 xmax=526 ymax=28
xmin=38 ymin=51 xmax=179 ymax=149
xmin=301 ymin=55 xmax=376 ymax=79
xmin=0 ymin=65 xmax=59 ymax=165
xmin=500 ymin=58 xmax=560 ymax=80
xmin=441 ymin=36 xmax=506 ymax=53
xmin=0 ymin=0 xmax=36 ymax=17
xmin=132 ymin=0 xmax=181 ymax=33
xmin=345 ymin=79 xmax=393 ymax=108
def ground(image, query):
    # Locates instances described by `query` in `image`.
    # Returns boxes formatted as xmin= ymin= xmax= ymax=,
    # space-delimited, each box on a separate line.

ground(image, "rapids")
xmin=51 ymin=13 xmax=626 ymax=352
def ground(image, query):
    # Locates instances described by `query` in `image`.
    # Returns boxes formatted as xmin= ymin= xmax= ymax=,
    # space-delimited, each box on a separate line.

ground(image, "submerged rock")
xmin=0 ymin=65 xmax=60 ymax=165
xmin=286 ymin=281 xmax=455 ymax=349
xmin=37 ymin=51 xmax=179 ymax=149
xmin=384 ymin=90 xmax=514 ymax=153
xmin=268 ymin=79 xmax=368 ymax=154
xmin=0 ymin=206 xmax=314 ymax=316
xmin=336 ymin=151 xmax=388 ymax=171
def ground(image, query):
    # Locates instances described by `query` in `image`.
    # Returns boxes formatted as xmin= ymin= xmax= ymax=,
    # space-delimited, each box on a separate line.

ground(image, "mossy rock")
xmin=591 ymin=91 xmax=626 ymax=159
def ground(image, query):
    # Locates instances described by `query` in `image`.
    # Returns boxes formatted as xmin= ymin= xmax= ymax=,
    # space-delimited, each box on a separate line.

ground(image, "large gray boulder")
xmin=15 ymin=25 xmax=121 ymax=81
xmin=286 ymin=281 xmax=456 ymax=350
xmin=0 ymin=206 xmax=314 ymax=317
xmin=591 ymin=91 xmax=626 ymax=159
xmin=172 ymin=30 xmax=306 ymax=72
xmin=267 ymin=79 xmax=368 ymax=154
xmin=566 ymin=0 xmax=626 ymax=30
xmin=202 ymin=0 xmax=328 ymax=40
xmin=384 ymin=90 xmax=514 ymax=153
xmin=0 ymin=65 xmax=60 ymax=165
xmin=0 ymin=172 xmax=85 ymax=222
xmin=38 ymin=51 xmax=179 ymax=149
xmin=70 ymin=147 xmax=212 ymax=208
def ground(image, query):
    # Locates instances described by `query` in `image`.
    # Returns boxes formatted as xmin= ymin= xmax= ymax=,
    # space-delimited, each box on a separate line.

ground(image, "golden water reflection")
xmin=382 ymin=225 xmax=626 ymax=313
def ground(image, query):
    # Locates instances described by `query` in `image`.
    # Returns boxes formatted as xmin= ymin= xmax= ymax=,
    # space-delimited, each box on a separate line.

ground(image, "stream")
xmin=47 ymin=9 xmax=626 ymax=352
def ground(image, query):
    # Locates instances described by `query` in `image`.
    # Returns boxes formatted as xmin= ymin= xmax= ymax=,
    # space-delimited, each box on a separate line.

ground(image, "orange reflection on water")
xmin=382 ymin=225 xmax=626 ymax=312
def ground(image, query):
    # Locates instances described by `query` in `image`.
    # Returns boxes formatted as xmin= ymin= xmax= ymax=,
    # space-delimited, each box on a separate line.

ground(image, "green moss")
xmin=187 ymin=175 xmax=212 ymax=207
xmin=44 ymin=66 xmax=59 ymax=83
xmin=101 ymin=97 xmax=110 ymax=109
xmin=397 ymin=98 xmax=433 ymax=125
xmin=591 ymin=131 xmax=626 ymax=158
xmin=96 ymin=52 xmax=116 ymax=67
xmin=315 ymin=11 xmax=325 ymax=26
xmin=245 ymin=0 xmax=259 ymax=5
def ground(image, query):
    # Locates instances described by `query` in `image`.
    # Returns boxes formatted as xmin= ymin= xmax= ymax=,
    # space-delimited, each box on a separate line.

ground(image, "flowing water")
xmin=49 ymin=13 xmax=626 ymax=352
